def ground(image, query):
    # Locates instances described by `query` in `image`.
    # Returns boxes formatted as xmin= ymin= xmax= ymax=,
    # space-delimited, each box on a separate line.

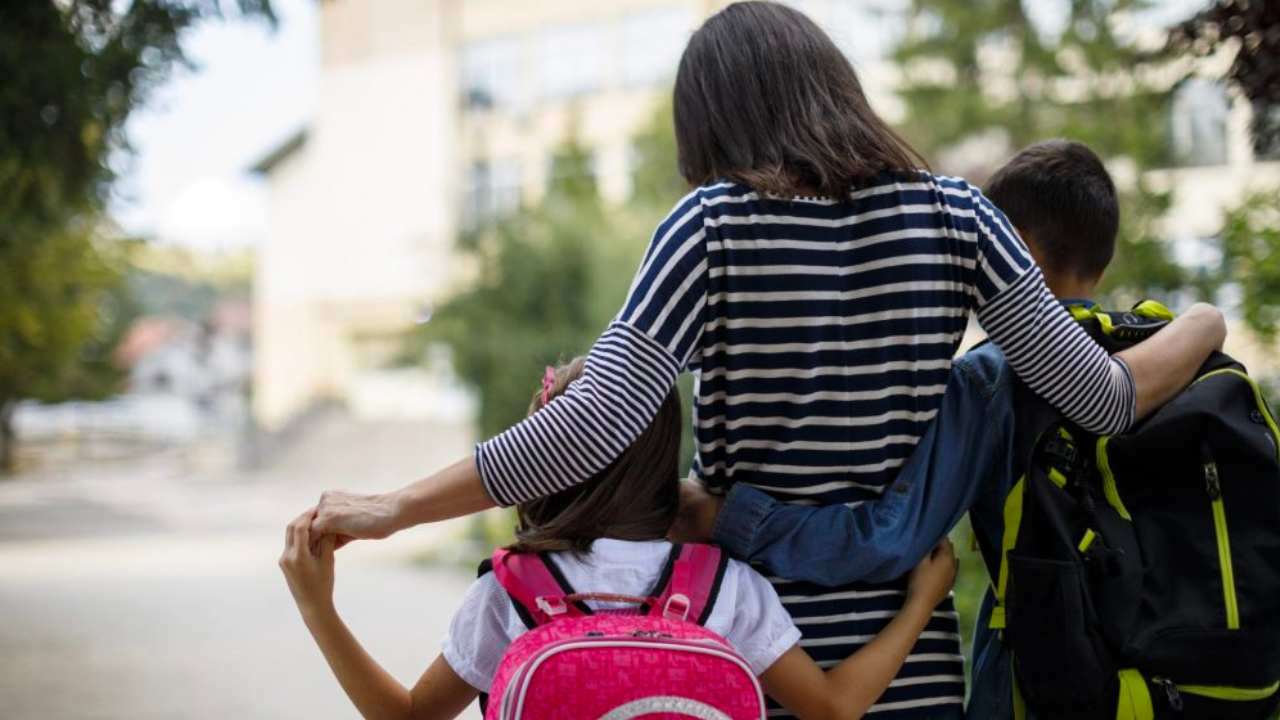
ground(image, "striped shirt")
xmin=476 ymin=173 xmax=1136 ymax=717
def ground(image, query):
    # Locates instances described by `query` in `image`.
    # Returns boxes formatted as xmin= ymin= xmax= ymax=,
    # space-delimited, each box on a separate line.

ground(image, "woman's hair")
xmin=673 ymin=1 xmax=927 ymax=197
xmin=511 ymin=357 xmax=683 ymax=554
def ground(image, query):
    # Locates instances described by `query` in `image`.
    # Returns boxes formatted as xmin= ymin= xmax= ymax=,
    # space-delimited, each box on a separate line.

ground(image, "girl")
xmin=282 ymin=359 xmax=957 ymax=720
xmin=311 ymin=2 xmax=1226 ymax=715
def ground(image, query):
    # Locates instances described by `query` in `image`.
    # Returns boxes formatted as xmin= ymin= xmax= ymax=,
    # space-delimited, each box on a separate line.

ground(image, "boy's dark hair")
xmin=511 ymin=357 xmax=682 ymax=554
xmin=986 ymin=139 xmax=1119 ymax=282
xmin=673 ymin=1 xmax=927 ymax=198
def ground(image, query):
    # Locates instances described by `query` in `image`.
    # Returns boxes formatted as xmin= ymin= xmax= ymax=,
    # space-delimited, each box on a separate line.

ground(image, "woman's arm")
xmin=313 ymin=192 xmax=709 ymax=540
xmin=956 ymin=180 xmax=1223 ymax=433
xmin=279 ymin=511 xmax=478 ymax=720
xmin=1116 ymin=302 xmax=1225 ymax=417
xmin=760 ymin=541 xmax=958 ymax=720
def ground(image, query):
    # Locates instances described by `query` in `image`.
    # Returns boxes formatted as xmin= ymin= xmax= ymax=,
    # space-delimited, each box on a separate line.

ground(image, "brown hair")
xmin=511 ymin=357 xmax=683 ymax=554
xmin=673 ymin=1 xmax=927 ymax=198
xmin=986 ymin=140 xmax=1119 ymax=282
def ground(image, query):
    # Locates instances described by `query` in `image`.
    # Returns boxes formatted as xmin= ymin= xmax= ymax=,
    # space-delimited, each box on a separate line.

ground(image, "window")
xmin=1254 ymin=100 xmax=1280 ymax=161
xmin=622 ymin=7 xmax=694 ymax=87
xmin=537 ymin=23 xmax=605 ymax=100
xmin=464 ymin=159 xmax=522 ymax=228
xmin=1170 ymin=79 xmax=1230 ymax=167
xmin=461 ymin=37 xmax=522 ymax=111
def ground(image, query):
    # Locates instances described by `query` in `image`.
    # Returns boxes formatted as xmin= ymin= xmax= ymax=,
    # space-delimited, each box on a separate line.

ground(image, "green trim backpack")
xmin=985 ymin=301 xmax=1280 ymax=720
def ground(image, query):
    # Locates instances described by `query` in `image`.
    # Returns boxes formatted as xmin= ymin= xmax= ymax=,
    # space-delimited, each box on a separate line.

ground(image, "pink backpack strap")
xmin=491 ymin=548 xmax=587 ymax=627
xmin=653 ymin=543 xmax=729 ymax=625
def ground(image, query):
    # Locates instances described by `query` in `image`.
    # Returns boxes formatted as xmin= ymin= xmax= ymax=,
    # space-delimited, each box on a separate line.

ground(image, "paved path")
xmin=0 ymin=414 xmax=484 ymax=719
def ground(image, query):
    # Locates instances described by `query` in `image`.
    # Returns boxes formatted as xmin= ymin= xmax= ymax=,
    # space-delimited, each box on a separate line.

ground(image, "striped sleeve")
xmin=476 ymin=191 xmax=708 ymax=506
xmin=946 ymin=180 xmax=1137 ymax=435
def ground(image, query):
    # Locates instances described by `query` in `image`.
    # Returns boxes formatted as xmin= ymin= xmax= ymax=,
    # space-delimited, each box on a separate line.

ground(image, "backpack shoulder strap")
xmin=491 ymin=548 xmax=586 ymax=627
xmin=653 ymin=543 xmax=729 ymax=625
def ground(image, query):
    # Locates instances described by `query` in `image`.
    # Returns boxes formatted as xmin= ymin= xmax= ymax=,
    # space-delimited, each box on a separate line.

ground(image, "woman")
xmin=311 ymin=3 xmax=1225 ymax=717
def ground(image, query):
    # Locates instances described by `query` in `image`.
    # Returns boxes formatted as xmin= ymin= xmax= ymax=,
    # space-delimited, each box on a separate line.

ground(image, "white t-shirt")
xmin=441 ymin=538 xmax=802 ymax=691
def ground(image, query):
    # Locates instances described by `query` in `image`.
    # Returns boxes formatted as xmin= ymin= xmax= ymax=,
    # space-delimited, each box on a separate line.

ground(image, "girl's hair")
xmin=673 ymin=1 xmax=927 ymax=198
xmin=511 ymin=357 xmax=683 ymax=554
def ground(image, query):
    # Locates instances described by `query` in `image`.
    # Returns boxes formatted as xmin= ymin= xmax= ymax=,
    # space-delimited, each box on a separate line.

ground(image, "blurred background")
xmin=1 ymin=0 xmax=1277 ymax=717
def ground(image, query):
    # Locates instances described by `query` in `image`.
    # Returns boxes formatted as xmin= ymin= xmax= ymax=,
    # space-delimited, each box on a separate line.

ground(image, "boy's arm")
xmin=675 ymin=360 xmax=1005 ymax=586
xmin=760 ymin=542 xmax=957 ymax=720
xmin=280 ymin=511 xmax=478 ymax=720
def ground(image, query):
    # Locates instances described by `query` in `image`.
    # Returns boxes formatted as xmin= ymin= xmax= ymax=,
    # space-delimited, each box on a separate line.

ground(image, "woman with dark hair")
xmin=311 ymin=2 xmax=1225 ymax=716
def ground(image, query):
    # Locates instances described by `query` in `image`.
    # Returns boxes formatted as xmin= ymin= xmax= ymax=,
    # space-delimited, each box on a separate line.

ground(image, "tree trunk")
xmin=0 ymin=400 xmax=14 ymax=475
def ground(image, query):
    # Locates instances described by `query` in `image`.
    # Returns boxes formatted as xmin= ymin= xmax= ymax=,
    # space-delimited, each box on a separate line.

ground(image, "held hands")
xmin=905 ymin=538 xmax=958 ymax=610
xmin=667 ymin=478 xmax=724 ymax=544
xmin=280 ymin=508 xmax=338 ymax=616
xmin=310 ymin=490 xmax=400 ymax=547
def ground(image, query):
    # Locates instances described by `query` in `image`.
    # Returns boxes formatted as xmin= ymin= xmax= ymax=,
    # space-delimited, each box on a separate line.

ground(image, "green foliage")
xmin=0 ymin=0 xmax=273 ymax=470
xmin=409 ymin=141 xmax=638 ymax=441
xmin=407 ymin=103 xmax=692 ymax=462
xmin=894 ymin=0 xmax=1188 ymax=304
xmin=1217 ymin=191 xmax=1280 ymax=342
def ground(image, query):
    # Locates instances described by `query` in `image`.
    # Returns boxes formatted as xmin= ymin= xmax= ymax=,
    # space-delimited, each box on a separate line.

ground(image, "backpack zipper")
xmin=1177 ymin=680 xmax=1280 ymax=702
xmin=1203 ymin=456 xmax=1240 ymax=629
xmin=1152 ymin=677 xmax=1184 ymax=712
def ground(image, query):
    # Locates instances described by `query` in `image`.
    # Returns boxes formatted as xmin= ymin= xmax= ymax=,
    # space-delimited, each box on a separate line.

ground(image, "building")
xmin=251 ymin=0 xmax=1278 ymax=430
xmin=250 ymin=0 xmax=898 ymax=430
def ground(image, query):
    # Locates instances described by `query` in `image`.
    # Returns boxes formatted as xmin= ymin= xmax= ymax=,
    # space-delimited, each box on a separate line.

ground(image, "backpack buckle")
xmin=663 ymin=593 xmax=691 ymax=621
xmin=1043 ymin=438 xmax=1079 ymax=467
xmin=536 ymin=596 xmax=568 ymax=617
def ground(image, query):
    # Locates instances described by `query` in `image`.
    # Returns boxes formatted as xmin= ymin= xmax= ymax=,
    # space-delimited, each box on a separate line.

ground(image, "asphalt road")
xmin=0 ymin=414 xmax=481 ymax=719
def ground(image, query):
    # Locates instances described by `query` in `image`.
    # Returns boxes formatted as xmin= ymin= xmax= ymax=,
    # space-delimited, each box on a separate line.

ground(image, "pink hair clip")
xmin=540 ymin=366 xmax=557 ymax=406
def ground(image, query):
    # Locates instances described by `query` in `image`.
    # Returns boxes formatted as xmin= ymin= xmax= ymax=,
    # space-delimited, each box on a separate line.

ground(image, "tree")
xmin=408 ymin=101 xmax=687 ymax=442
xmin=1217 ymin=192 xmax=1280 ymax=343
xmin=1169 ymin=1 xmax=1280 ymax=156
xmin=892 ymin=0 xmax=1187 ymax=304
xmin=0 ymin=0 xmax=273 ymax=471
xmin=1168 ymin=3 xmax=1280 ymax=345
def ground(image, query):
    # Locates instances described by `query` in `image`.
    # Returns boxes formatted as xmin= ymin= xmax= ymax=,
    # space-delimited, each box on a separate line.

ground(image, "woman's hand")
xmin=667 ymin=478 xmax=724 ymax=543
xmin=905 ymin=538 xmax=957 ymax=610
xmin=311 ymin=490 xmax=401 ymax=545
xmin=280 ymin=508 xmax=338 ymax=617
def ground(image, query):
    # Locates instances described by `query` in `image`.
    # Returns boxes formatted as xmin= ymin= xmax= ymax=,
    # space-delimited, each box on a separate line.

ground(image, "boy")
xmin=673 ymin=139 xmax=1224 ymax=718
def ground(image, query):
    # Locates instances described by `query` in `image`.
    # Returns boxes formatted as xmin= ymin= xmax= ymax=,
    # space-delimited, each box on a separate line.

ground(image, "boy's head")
xmin=986 ymin=140 xmax=1119 ymax=296
xmin=512 ymin=357 xmax=682 ymax=554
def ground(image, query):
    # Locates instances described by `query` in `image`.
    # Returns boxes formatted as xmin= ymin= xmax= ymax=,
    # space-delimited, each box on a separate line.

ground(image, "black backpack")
xmin=984 ymin=301 xmax=1280 ymax=720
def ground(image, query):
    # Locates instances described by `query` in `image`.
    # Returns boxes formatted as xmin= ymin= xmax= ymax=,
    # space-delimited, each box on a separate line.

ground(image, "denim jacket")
xmin=710 ymin=338 xmax=1023 ymax=718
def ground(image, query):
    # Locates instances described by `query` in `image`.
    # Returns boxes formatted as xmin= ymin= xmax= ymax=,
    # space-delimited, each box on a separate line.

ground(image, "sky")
xmin=113 ymin=0 xmax=1207 ymax=252
xmin=110 ymin=0 xmax=318 ymax=251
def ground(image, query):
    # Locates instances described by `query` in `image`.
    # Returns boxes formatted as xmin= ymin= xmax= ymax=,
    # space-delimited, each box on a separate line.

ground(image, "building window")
xmin=1170 ymin=78 xmax=1230 ymax=167
xmin=779 ymin=0 xmax=887 ymax=63
xmin=1254 ymin=100 xmax=1280 ymax=161
xmin=622 ymin=7 xmax=694 ymax=87
xmin=537 ymin=23 xmax=605 ymax=100
xmin=461 ymin=37 xmax=522 ymax=111
xmin=464 ymin=159 xmax=522 ymax=228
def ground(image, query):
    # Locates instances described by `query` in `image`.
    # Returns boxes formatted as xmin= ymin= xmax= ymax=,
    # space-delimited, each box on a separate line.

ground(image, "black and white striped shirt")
xmin=476 ymin=173 xmax=1135 ymax=717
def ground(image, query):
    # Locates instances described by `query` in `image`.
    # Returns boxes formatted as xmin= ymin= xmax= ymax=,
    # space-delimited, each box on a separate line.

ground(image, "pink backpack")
xmin=483 ymin=543 xmax=766 ymax=720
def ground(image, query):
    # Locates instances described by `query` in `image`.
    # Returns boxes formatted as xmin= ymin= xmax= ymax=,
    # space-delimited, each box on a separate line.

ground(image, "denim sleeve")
xmin=712 ymin=356 xmax=1009 ymax=586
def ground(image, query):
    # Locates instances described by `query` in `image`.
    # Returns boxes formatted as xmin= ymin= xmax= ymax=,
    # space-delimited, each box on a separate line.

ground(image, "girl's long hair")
xmin=674 ymin=1 xmax=927 ymax=197
xmin=511 ymin=357 xmax=683 ymax=554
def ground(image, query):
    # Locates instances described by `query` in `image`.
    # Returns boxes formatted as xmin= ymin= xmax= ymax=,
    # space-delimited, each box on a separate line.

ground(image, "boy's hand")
xmin=668 ymin=478 xmax=723 ymax=543
xmin=280 ymin=508 xmax=337 ymax=616
xmin=905 ymin=538 xmax=957 ymax=609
